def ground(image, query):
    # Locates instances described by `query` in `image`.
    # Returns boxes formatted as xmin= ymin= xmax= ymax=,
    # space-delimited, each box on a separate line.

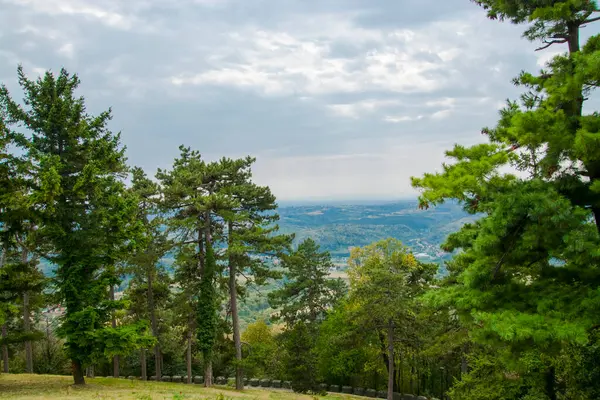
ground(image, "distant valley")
xmin=277 ymin=199 xmax=477 ymax=268
xmin=39 ymin=200 xmax=476 ymax=277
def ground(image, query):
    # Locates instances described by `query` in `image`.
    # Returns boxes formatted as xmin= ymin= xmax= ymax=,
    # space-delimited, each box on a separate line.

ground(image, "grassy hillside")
xmin=0 ymin=374 xmax=355 ymax=400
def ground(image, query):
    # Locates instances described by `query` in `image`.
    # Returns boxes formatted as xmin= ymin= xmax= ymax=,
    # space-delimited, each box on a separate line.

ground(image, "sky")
xmin=0 ymin=0 xmax=589 ymax=201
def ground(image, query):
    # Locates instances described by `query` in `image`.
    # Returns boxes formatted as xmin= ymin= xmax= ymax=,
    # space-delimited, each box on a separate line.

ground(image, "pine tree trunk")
xmin=461 ymin=343 xmax=468 ymax=376
xmin=141 ymin=349 xmax=147 ymax=380
xmin=24 ymin=292 xmax=33 ymax=373
xmin=147 ymin=268 xmax=161 ymax=379
xmin=545 ymin=366 xmax=557 ymax=400
xmin=197 ymin=227 xmax=204 ymax=276
xmin=160 ymin=353 xmax=164 ymax=378
xmin=22 ymin=247 xmax=33 ymax=374
xmin=1 ymin=242 xmax=8 ymax=374
xmin=565 ymin=21 xmax=600 ymax=234
xmin=387 ymin=321 xmax=394 ymax=400
xmin=1 ymin=324 xmax=8 ymax=373
xmin=410 ymin=353 xmax=414 ymax=395
xmin=73 ymin=360 xmax=85 ymax=385
xmin=203 ymin=209 xmax=214 ymax=388
xmin=186 ymin=331 xmax=192 ymax=384
xmin=113 ymin=357 xmax=120 ymax=377
xmin=110 ymin=285 xmax=119 ymax=378
xmin=228 ymin=221 xmax=243 ymax=390
xmin=204 ymin=360 xmax=213 ymax=387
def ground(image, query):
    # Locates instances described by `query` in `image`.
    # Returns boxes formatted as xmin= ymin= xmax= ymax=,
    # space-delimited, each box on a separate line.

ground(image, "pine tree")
xmin=269 ymin=238 xmax=346 ymax=394
xmin=268 ymin=238 xmax=346 ymax=327
xmin=411 ymin=2 xmax=600 ymax=398
xmin=127 ymin=167 xmax=171 ymax=380
xmin=219 ymin=156 xmax=292 ymax=389
xmin=157 ymin=146 xmax=236 ymax=386
xmin=0 ymin=67 xmax=154 ymax=384
xmin=0 ymin=98 xmax=46 ymax=374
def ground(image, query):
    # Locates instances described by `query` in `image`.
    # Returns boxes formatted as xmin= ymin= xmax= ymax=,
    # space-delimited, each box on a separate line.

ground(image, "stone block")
xmin=342 ymin=386 xmax=353 ymax=394
xmin=353 ymin=387 xmax=365 ymax=396
xmin=161 ymin=376 xmax=171 ymax=382
xmin=416 ymin=397 xmax=428 ymax=400
xmin=260 ymin=378 xmax=271 ymax=388
xmin=403 ymin=395 xmax=416 ymax=400
xmin=193 ymin=376 xmax=204 ymax=384
xmin=283 ymin=381 xmax=292 ymax=389
xmin=378 ymin=390 xmax=387 ymax=399
xmin=366 ymin=389 xmax=377 ymax=398
xmin=172 ymin=376 xmax=182 ymax=383
xmin=149 ymin=376 xmax=157 ymax=381
xmin=127 ymin=376 xmax=136 ymax=380
xmin=330 ymin=385 xmax=341 ymax=393
xmin=243 ymin=378 xmax=249 ymax=386
xmin=250 ymin=378 xmax=260 ymax=387
xmin=272 ymin=380 xmax=282 ymax=388
xmin=319 ymin=383 xmax=329 ymax=392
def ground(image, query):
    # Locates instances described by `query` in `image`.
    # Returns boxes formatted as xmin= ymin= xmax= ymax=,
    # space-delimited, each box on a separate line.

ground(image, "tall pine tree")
xmin=412 ymin=1 xmax=600 ymax=398
xmin=0 ymin=67 xmax=153 ymax=384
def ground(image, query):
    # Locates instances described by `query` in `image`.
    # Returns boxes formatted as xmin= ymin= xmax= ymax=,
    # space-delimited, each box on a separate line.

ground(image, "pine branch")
xmin=491 ymin=219 xmax=527 ymax=281
xmin=582 ymin=16 xmax=600 ymax=24
xmin=238 ymin=270 xmax=263 ymax=296
xmin=15 ymin=237 xmax=53 ymax=262
xmin=535 ymin=39 xmax=567 ymax=51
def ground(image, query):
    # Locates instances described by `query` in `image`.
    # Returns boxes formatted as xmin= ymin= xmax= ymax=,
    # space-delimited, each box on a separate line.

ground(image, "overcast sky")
xmin=0 ymin=0 xmax=587 ymax=201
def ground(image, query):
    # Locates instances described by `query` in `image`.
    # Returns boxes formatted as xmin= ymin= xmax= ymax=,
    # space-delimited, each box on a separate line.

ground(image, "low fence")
xmin=108 ymin=375 xmax=435 ymax=400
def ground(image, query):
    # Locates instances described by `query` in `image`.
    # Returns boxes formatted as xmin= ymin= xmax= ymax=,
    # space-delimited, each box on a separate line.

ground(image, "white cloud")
xmin=5 ymin=0 xmax=138 ymax=30
xmin=58 ymin=43 xmax=75 ymax=59
xmin=0 ymin=0 xmax=546 ymax=200
xmin=425 ymin=97 xmax=457 ymax=108
xmin=252 ymin=141 xmax=458 ymax=200
xmin=536 ymin=49 xmax=565 ymax=67
xmin=328 ymin=99 xmax=401 ymax=119
xmin=169 ymin=14 xmax=489 ymax=97
xmin=384 ymin=115 xmax=424 ymax=123
xmin=431 ymin=109 xmax=453 ymax=119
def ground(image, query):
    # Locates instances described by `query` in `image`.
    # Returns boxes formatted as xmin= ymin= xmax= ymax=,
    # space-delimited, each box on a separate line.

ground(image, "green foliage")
xmin=281 ymin=322 xmax=322 ymax=394
xmin=315 ymin=302 xmax=382 ymax=387
xmin=0 ymin=66 xmax=151 ymax=383
xmin=412 ymin=2 xmax=600 ymax=398
xmin=472 ymin=0 xmax=598 ymax=44
xmin=197 ymin=241 xmax=218 ymax=362
xmin=240 ymin=320 xmax=280 ymax=378
xmin=347 ymin=238 xmax=436 ymax=329
xmin=268 ymin=238 xmax=346 ymax=327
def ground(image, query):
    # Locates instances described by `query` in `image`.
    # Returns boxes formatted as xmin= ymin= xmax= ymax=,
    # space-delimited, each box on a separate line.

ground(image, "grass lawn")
xmin=0 ymin=374 xmax=358 ymax=400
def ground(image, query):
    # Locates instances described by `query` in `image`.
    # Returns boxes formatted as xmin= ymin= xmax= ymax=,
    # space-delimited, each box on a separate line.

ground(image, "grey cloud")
xmin=351 ymin=0 xmax=478 ymax=28
xmin=0 ymin=0 xmax=566 ymax=199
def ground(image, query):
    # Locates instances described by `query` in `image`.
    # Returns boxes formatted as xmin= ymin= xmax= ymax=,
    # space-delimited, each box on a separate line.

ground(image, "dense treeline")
xmin=1 ymin=1 xmax=600 ymax=399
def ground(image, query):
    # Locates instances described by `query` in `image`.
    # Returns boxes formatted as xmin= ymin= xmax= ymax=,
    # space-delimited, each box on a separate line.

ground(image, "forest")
xmin=1 ymin=1 xmax=600 ymax=399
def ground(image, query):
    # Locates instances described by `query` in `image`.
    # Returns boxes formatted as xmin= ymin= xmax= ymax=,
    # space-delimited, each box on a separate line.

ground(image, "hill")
xmin=277 ymin=200 xmax=475 ymax=265
xmin=38 ymin=200 xmax=475 ymax=276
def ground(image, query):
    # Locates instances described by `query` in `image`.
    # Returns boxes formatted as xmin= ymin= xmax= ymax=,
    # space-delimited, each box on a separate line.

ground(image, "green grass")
xmin=0 ymin=374 xmax=357 ymax=400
